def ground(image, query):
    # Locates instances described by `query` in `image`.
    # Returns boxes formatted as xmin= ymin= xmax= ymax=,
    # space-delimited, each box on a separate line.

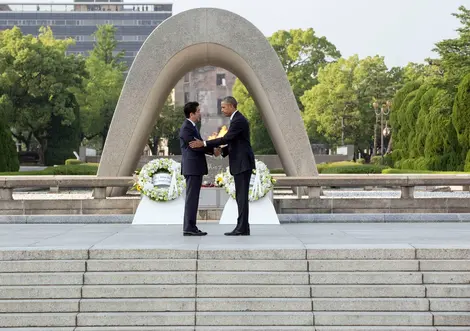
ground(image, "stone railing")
xmin=1 ymin=174 xmax=470 ymax=200
xmin=1 ymin=174 xmax=470 ymax=215
xmin=0 ymin=176 xmax=132 ymax=200
xmin=275 ymin=174 xmax=470 ymax=199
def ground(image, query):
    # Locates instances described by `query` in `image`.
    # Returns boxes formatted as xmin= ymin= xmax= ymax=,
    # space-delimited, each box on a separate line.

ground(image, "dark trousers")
xmin=183 ymin=175 xmax=203 ymax=232
xmin=234 ymin=170 xmax=251 ymax=232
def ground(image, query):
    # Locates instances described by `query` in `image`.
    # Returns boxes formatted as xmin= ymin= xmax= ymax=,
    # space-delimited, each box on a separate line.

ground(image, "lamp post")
xmin=373 ymin=101 xmax=392 ymax=164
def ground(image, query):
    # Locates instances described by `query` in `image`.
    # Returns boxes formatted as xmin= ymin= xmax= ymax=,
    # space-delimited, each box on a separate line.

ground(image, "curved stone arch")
xmin=98 ymin=8 xmax=318 ymax=196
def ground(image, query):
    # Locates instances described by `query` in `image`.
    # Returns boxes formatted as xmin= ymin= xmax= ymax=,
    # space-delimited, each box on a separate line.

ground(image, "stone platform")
xmin=0 ymin=223 xmax=469 ymax=330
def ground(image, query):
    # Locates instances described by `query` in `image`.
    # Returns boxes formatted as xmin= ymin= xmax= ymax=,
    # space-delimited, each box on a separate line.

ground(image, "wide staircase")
xmin=0 ymin=246 xmax=469 ymax=330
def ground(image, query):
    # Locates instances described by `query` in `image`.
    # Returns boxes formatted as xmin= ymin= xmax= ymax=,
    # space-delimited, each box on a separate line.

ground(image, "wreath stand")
xmin=219 ymin=190 xmax=279 ymax=225
xmin=131 ymin=159 xmax=186 ymax=225
xmin=132 ymin=195 xmax=185 ymax=225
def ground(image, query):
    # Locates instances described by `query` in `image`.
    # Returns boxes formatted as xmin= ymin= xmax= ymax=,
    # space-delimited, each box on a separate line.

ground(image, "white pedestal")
xmin=132 ymin=195 xmax=184 ymax=225
xmin=219 ymin=191 xmax=279 ymax=225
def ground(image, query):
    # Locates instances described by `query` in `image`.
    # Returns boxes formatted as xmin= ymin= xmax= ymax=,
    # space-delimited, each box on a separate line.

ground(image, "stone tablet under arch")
xmin=98 ymin=8 xmax=319 ymax=196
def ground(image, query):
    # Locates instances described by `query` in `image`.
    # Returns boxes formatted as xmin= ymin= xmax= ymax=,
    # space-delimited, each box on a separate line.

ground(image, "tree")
xmin=232 ymin=28 xmax=340 ymax=153
xmin=88 ymin=24 xmax=126 ymax=71
xmin=301 ymin=55 xmax=398 ymax=155
xmin=149 ymin=97 xmax=185 ymax=155
xmin=268 ymin=28 xmax=341 ymax=109
xmin=44 ymin=94 xmax=81 ymax=165
xmin=75 ymin=25 xmax=126 ymax=150
xmin=0 ymin=26 xmax=86 ymax=164
xmin=452 ymin=73 xmax=470 ymax=170
xmin=301 ymin=56 xmax=361 ymax=148
xmin=0 ymin=117 xmax=19 ymax=172
xmin=433 ymin=6 xmax=470 ymax=86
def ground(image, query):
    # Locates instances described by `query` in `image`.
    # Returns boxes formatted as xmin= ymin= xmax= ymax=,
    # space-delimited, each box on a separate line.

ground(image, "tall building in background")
xmin=0 ymin=1 xmax=172 ymax=70
xmin=173 ymin=67 xmax=237 ymax=139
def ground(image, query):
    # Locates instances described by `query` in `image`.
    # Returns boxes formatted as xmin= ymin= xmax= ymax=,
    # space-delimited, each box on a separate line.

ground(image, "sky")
xmin=10 ymin=0 xmax=470 ymax=67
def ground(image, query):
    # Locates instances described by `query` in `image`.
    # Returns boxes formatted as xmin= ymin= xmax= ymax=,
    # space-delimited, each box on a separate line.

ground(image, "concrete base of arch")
xmin=97 ymin=8 xmax=318 ymax=196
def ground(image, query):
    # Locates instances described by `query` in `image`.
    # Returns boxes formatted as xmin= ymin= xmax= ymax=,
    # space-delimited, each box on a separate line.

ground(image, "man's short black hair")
xmin=184 ymin=101 xmax=199 ymax=118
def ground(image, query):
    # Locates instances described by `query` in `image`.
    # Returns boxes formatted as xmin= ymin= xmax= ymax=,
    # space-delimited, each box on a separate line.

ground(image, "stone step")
xmin=426 ymin=285 xmax=470 ymax=297
xmin=77 ymin=312 xmax=195 ymax=326
xmin=0 ymin=272 xmax=83 ymax=285
xmin=306 ymin=247 xmax=415 ymax=260
xmin=84 ymin=272 xmax=196 ymax=285
xmin=195 ymin=312 xmax=313 ymax=326
xmin=195 ymin=328 xmax=316 ymax=331
xmin=423 ymin=272 xmax=470 ymax=284
xmin=309 ymin=260 xmax=419 ymax=271
xmin=309 ymin=272 xmax=422 ymax=284
xmin=314 ymin=328 xmax=436 ymax=331
xmin=420 ymin=260 xmax=470 ymax=271
xmin=416 ymin=247 xmax=470 ymax=259
xmin=0 ymin=249 xmax=87 ymax=261
xmin=197 ymin=249 xmax=306 ymax=260
xmin=197 ymin=285 xmax=310 ymax=298
xmin=430 ymin=298 xmax=470 ymax=311
xmin=433 ymin=312 xmax=470 ymax=326
xmin=435 ymin=328 xmax=470 ymax=331
xmin=0 ymin=313 xmax=77 ymax=328
xmin=312 ymin=298 xmax=429 ymax=311
xmin=75 ymin=328 xmax=194 ymax=331
xmin=196 ymin=298 xmax=312 ymax=311
xmin=0 ymin=260 xmax=85 ymax=272
xmin=198 ymin=260 xmax=307 ymax=271
xmin=80 ymin=298 xmax=195 ymax=312
xmin=82 ymin=285 xmax=196 ymax=298
xmin=311 ymin=285 xmax=425 ymax=297
xmin=0 ymin=299 xmax=79 ymax=312
xmin=197 ymin=272 xmax=308 ymax=284
xmin=88 ymin=248 xmax=196 ymax=260
xmin=313 ymin=312 xmax=433 ymax=326
xmin=1 ymin=328 xmax=75 ymax=331
xmin=86 ymin=259 xmax=196 ymax=272
xmin=0 ymin=286 xmax=82 ymax=299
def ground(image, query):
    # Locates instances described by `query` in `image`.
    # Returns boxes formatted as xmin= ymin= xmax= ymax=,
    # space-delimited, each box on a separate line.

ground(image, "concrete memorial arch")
xmin=98 ymin=8 xmax=318 ymax=196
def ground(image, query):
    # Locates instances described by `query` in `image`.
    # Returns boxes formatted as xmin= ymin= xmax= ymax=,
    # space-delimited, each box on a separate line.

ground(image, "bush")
xmin=65 ymin=159 xmax=83 ymax=165
xmin=356 ymin=158 xmax=365 ymax=164
xmin=320 ymin=164 xmax=388 ymax=174
xmin=0 ymin=164 xmax=98 ymax=176
xmin=0 ymin=121 xmax=19 ymax=172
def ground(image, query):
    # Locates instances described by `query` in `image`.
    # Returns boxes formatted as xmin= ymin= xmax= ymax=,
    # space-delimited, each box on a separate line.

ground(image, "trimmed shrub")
xmin=65 ymin=159 xmax=83 ymax=165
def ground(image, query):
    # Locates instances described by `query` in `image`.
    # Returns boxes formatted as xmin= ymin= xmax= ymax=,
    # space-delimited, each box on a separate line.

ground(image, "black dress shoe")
xmin=224 ymin=230 xmax=250 ymax=236
xmin=183 ymin=230 xmax=207 ymax=236
xmin=196 ymin=229 xmax=208 ymax=235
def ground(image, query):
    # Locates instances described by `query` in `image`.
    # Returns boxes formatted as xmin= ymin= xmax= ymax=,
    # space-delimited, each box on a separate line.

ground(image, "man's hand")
xmin=213 ymin=147 xmax=221 ymax=157
xmin=189 ymin=138 xmax=204 ymax=148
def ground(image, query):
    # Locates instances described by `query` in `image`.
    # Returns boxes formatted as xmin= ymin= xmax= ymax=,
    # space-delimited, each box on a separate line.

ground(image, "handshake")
xmin=189 ymin=138 xmax=225 ymax=158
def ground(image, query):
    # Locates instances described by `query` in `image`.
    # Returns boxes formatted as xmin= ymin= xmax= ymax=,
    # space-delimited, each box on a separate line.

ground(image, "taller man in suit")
xmin=189 ymin=96 xmax=255 ymax=236
xmin=179 ymin=102 xmax=220 ymax=236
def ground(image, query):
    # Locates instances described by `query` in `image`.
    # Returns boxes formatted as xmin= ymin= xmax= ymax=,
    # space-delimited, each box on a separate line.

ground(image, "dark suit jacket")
xmin=205 ymin=111 xmax=255 ymax=175
xmin=179 ymin=119 xmax=213 ymax=176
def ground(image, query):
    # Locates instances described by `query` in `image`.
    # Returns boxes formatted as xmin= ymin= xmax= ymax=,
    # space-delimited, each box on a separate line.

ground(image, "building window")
xmin=184 ymin=92 xmax=190 ymax=104
xmin=217 ymin=99 xmax=222 ymax=114
xmin=184 ymin=73 xmax=190 ymax=83
xmin=216 ymin=73 xmax=226 ymax=86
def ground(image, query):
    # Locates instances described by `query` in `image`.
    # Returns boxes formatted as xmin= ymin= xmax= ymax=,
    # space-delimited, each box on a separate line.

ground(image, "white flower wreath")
xmin=215 ymin=159 xmax=276 ymax=202
xmin=133 ymin=158 xmax=185 ymax=202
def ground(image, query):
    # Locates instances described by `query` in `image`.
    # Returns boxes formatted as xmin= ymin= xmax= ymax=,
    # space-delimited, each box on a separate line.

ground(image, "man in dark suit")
xmin=179 ymin=102 xmax=219 ymax=236
xmin=189 ymin=96 xmax=255 ymax=236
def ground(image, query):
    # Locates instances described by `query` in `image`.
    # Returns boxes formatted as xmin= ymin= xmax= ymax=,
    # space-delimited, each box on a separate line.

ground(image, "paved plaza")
xmin=1 ymin=222 xmax=470 ymax=249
